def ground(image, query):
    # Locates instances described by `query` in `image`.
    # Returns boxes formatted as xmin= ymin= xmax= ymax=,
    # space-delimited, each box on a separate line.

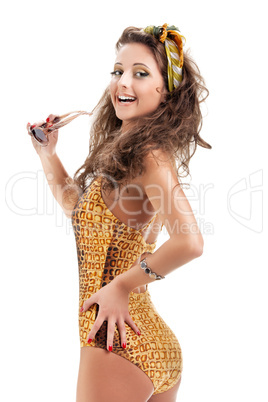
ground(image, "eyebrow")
xmin=114 ymin=62 xmax=151 ymax=69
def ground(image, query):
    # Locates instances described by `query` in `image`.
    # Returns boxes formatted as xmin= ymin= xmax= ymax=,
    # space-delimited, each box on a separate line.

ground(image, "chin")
xmin=116 ymin=112 xmax=136 ymax=122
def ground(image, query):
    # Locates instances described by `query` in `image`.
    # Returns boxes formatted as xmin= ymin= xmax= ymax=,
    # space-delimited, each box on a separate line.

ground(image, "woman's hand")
xmin=26 ymin=114 xmax=59 ymax=158
xmin=80 ymin=278 xmax=141 ymax=351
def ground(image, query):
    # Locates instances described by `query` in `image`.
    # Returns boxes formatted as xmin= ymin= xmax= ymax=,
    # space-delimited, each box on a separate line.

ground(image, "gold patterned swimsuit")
xmin=71 ymin=176 xmax=183 ymax=395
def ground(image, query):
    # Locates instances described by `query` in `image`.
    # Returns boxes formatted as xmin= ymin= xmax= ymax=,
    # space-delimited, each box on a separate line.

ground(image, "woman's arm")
xmin=27 ymin=115 xmax=80 ymax=218
xmin=115 ymin=238 xmax=202 ymax=293
xmin=115 ymin=148 xmax=204 ymax=292
xmin=38 ymin=152 xmax=77 ymax=218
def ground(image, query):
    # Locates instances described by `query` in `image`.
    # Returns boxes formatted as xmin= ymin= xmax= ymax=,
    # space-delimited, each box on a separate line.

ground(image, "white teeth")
xmin=118 ymin=95 xmax=136 ymax=101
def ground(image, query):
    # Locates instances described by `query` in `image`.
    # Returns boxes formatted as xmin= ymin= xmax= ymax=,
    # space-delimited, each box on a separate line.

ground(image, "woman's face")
xmin=110 ymin=43 xmax=167 ymax=130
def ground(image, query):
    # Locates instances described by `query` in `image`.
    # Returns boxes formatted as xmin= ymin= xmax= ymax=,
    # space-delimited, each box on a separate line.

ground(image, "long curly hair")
xmin=63 ymin=26 xmax=211 ymax=209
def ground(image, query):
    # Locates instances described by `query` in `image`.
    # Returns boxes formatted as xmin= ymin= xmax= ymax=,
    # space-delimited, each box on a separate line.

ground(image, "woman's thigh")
xmin=148 ymin=375 xmax=182 ymax=402
xmin=76 ymin=346 xmax=154 ymax=402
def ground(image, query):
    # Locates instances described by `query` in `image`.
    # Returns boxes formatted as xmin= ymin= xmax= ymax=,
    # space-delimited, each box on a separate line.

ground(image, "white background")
xmin=1 ymin=0 xmax=267 ymax=401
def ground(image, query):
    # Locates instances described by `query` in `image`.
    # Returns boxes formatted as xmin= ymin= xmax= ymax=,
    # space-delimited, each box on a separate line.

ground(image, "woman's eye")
xmin=135 ymin=71 xmax=149 ymax=77
xmin=110 ymin=70 xmax=149 ymax=78
xmin=110 ymin=70 xmax=122 ymax=76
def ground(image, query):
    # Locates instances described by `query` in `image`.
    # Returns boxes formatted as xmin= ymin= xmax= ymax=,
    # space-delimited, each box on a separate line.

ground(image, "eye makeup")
xmin=110 ymin=69 xmax=150 ymax=78
xmin=110 ymin=70 xmax=123 ymax=76
xmin=135 ymin=71 xmax=149 ymax=77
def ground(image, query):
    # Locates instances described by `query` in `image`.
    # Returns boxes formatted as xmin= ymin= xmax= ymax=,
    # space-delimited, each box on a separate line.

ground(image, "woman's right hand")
xmin=26 ymin=114 xmax=59 ymax=158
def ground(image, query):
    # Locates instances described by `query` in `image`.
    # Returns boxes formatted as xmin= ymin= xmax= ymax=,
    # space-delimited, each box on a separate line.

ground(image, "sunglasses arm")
xmin=47 ymin=111 xmax=93 ymax=132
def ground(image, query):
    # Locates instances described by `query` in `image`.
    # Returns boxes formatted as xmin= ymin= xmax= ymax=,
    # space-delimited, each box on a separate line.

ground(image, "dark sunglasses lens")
xmin=32 ymin=128 xmax=48 ymax=144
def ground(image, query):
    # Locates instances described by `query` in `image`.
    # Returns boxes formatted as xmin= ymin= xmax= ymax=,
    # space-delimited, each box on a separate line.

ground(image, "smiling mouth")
xmin=118 ymin=95 xmax=137 ymax=103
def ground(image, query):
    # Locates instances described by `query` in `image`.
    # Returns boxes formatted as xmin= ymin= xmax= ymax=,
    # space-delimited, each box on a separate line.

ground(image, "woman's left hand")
xmin=80 ymin=278 xmax=141 ymax=351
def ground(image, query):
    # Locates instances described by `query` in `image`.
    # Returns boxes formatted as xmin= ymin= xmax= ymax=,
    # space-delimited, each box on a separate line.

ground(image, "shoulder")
xmin=139 ymin=148 xmax=178 ymax=190
xmin=144 ymin=148 xmax=173 ymax=166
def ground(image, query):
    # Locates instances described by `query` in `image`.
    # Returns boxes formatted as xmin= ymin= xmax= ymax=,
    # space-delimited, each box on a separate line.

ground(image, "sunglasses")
xmin=28 ymin=110 xmax=93 ymax=147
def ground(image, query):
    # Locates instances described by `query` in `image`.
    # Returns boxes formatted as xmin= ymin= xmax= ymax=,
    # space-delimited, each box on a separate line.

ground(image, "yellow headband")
xmin=144 ymin=23 xmax=186 ymax=92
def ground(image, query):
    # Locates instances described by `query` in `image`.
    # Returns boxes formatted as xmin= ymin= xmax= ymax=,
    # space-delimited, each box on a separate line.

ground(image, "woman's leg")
xmin=76 ymin=346 xmax=154 ymax=402
xmin=147 ymin=375 xmax=182 ymax=402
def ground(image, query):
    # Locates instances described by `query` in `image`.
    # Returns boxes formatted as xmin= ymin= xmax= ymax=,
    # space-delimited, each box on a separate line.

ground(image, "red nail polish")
xmin=88 ymin=338 xmax=92 ymax=344
xmin=137 ymin=331 xmax=141 ymax=336
xmin=32 ymin=124 xmax=36 ymax=128
xmin=108 ymin=345 xmax=113 ymax=352
xmin=46 ymin=117 xmax=50 ymax=122
xmin=80 ymin=306 xmax=84 ymax=312
xmin=122 ymin=342 xmax=126 ymax=349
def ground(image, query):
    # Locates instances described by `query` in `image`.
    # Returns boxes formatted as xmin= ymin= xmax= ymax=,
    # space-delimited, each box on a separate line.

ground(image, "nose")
xmin=118 ymin=71 xmax=132 ymax=89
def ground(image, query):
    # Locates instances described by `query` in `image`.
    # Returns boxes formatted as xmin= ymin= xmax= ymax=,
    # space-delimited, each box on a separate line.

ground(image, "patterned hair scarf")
xmin=143 ymin=23 xmax=186 ymax=92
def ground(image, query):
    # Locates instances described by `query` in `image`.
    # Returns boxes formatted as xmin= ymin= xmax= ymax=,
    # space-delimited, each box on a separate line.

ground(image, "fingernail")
xmin=108 ymin=345 xmax=113 ymax=352
xmin=46 ymin=117 xmax=50 ymax=122
xmin=80 ymin=306 xmax=84 ymax=312
xmin=88 ymin=338 xmax=92 ymax=344
xmin=122 ymin=342 xmax=126 ymax=349
xmin=48 ymin=123 xmax=53 ymax=127
xmin=32 ymin=124 xmax=36 ymax=128
xmin=137 ymin=331 xmax=141 ymax=336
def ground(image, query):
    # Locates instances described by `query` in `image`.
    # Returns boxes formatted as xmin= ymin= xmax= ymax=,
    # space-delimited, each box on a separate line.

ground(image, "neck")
xmin=121 ymin=120 xmax=137 ymax=133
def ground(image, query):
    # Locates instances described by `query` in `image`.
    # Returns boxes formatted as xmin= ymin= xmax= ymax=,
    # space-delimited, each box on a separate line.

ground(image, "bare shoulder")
xmin=138 ymin=148 xmax=178 ymax=191
xmin=144 ymin=148 xmax=174 ymax=167
xmin=137 ymin=148 xmax=201 ymax=243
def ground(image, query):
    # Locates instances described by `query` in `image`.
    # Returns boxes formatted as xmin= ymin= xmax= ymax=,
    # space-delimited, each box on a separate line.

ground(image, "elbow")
xmin=193 ymin=245 xmax=204 ymax=258
xmin=189 ymin=236 xmax=204 ymax=258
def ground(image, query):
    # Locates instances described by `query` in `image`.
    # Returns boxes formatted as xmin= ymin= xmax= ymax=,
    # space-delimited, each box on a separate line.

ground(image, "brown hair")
xmin=63 ymin=26 xmax=211 ymax=208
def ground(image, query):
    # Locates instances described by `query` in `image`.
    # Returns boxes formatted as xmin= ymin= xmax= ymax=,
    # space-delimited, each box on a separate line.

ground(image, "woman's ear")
xmin=156 ymin=87 xmax=167 ymax=103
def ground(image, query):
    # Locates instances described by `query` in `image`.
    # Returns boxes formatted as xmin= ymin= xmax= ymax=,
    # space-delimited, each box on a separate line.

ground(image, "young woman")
xmin=27 ymin=24 xmax=211 ymax=402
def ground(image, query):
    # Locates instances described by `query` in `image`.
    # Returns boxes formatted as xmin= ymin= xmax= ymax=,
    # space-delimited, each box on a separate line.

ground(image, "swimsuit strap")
xmin=137 ymin=213 xmax=158 ymax=233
